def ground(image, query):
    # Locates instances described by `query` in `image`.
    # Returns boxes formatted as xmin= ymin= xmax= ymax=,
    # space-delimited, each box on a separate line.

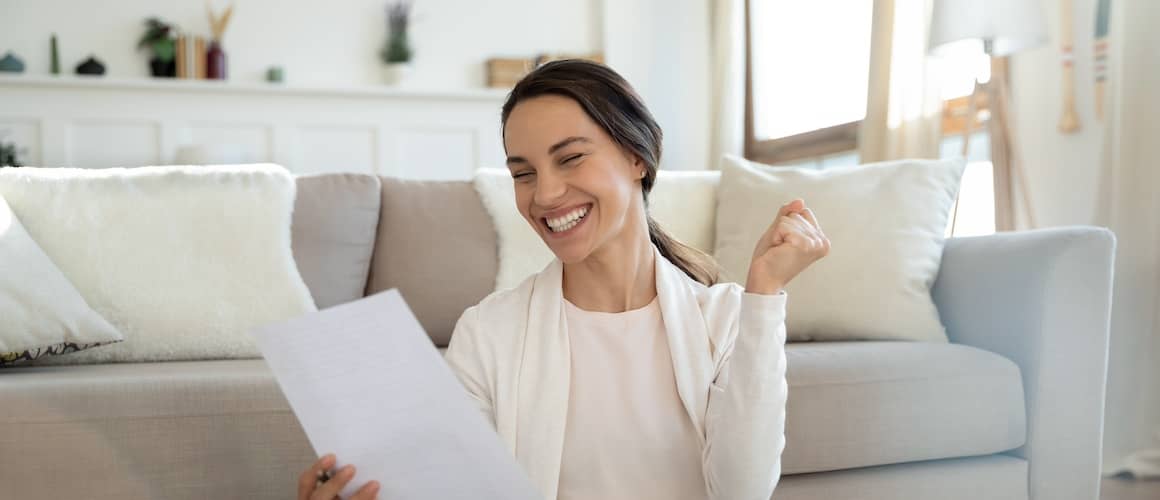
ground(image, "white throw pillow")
xmin=474 ymin=168 xmax=721 ymax=291
xmin=0 ymin=193 xmax=122 ymax=365
xmin=714 ymin=155 xmax=965 ymax=342
xmin=0 ymin=165 xmax=317 ymax=363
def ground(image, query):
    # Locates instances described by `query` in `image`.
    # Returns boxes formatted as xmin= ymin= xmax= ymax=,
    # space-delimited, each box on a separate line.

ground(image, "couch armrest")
xmin=931 ymin=227 xmax=1116 ymax=500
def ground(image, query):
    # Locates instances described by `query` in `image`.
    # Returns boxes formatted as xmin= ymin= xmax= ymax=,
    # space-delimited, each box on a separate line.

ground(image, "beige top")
xmin=556 ymin=296 xmax=709 ymax=500
xmin=446 ymin=248 xmax=789 ymax=500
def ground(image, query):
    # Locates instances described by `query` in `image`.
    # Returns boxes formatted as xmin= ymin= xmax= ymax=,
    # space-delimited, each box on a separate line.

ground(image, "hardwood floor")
xmin=1100 ymin=477 xmax=1160 ymax=500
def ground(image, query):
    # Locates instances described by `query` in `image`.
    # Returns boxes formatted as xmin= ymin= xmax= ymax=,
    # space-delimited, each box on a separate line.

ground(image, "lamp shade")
xmin=929 ymin=0 xmax=1048 ymax=56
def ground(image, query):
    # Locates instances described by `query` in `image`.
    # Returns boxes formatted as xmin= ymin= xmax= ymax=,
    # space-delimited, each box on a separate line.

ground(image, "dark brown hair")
xmin=500 ymin=59 xmax=720 ymax=286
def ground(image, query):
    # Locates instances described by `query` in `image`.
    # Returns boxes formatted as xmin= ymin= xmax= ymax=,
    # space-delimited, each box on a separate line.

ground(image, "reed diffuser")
xmin=206 ymin=1 xmax=235 ymax=80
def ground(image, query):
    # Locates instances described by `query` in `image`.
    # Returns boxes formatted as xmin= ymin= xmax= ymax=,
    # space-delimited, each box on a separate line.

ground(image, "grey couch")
xmin=0 ymin=173 xmax=1116 ymax=500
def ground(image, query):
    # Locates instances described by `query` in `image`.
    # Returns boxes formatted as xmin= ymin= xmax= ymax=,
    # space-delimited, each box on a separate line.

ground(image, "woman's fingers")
xmin=348 ymin=480 xmax=382 ymax=500
xmin=299 ymin=454 xmax=336 ymax=500
xmin=790 ymin=213 xmax=824 ymax=242
xmin=799 ymin=207 xmax=822 ymax=230
xmin=311 ymin=464 xmax=357 ymax=500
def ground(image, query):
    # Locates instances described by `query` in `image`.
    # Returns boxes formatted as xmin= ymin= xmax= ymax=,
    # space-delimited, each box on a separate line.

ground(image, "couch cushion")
xmin=782 ymin=341 xmax=1026 ymax=474
xmin=1 ymin=165 xmax=316 ymax=364
xmin=775 ymin=454 xmax=1028 ymax=500
xmin=366 ymin=178 xmax=498 ymax=346
xmin=292 ymin=174 xmax=382 ymax=309
xmin=0 ymin=360 xmax=313 ymax=500
xmin=0 ymin=343 xmax=1027 ymax=498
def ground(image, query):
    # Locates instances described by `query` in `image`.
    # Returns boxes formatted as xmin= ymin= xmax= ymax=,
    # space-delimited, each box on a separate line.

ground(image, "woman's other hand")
xmin=297 ymin=454 xmax=381 ymax=500
xmin=745 ymin=199 xmax=830 ymax=295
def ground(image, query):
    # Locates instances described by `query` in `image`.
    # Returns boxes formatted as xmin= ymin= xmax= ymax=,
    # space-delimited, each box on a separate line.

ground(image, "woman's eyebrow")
xmin=507 ymin=136 xmax=592 ymax=165
xmin=548 ymin=136 xmax=592 ymax=154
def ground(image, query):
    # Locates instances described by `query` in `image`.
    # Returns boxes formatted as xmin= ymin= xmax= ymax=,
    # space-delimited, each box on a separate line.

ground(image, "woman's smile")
xmin=542 ymin=203 xmax=594 ymax=239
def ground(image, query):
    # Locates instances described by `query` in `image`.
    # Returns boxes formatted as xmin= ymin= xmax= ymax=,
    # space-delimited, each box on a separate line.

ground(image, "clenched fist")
xmin=744 ymin=199 xmax=830 ymax=295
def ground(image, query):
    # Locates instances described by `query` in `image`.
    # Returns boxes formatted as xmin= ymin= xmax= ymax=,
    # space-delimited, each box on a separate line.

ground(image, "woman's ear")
xmin=632 ymin=155 xmax=646 ymax=179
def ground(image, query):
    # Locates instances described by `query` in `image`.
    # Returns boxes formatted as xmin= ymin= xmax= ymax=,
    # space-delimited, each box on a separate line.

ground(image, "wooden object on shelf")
xmin=194 ymin=36 xmax=207 ymax=79
xmin=486 ymin=58 xmax=531 ymax=88
xmin=485 ymin=53 xmax=604 ymax=88
xmin=176 ymin=35 xmax=187 ymax=78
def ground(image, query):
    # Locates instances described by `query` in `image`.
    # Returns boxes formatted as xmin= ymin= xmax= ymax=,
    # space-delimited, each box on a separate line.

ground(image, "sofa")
xmin=0 ymin=172 xmax=1115 ymax=500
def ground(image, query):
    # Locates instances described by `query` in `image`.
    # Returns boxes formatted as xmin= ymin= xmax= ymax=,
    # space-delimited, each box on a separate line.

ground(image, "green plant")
xmin=138 ymin=17 xmax=177 ymax=62
xmin=0 ymin=141 xmax=23 ymax=167
xmin=380 ymin=1 xmax=413 ymax=64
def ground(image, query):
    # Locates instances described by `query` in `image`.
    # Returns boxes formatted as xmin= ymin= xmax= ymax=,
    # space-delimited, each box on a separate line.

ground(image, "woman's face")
xmin=504 ymin=95 xmax=646 ymax=264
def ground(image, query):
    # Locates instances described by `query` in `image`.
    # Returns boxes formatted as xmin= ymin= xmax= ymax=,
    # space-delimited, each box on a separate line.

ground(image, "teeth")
xmin=546 ymin=206 xmax=589 ymax=232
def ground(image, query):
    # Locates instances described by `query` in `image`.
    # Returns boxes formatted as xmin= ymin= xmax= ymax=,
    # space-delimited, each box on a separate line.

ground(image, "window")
xmin=745 ymin=1 xmax=996 ymax=236
xmin=745 ymin=0 xmax=875 ymax=164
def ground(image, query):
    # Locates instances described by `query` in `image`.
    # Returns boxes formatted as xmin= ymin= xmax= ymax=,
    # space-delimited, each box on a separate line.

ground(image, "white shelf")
xmin=0 ymin=73 xmax=511 ymax=102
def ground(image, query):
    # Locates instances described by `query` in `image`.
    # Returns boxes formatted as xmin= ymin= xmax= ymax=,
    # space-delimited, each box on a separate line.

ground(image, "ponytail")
xmin=646 ymin=216 xmax=720 ymax=286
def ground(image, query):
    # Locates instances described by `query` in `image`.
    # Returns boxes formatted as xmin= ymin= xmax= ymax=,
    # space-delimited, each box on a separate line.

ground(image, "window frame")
xmin=742 ymin=0 xmax=990 ymax=164
xmin=742 ymin=0 xmax=863 ymax=165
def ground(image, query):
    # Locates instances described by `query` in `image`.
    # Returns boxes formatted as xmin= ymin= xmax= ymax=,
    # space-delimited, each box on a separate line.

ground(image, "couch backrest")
xmin=292 ymin=174 xmax=498 ymax=347
xmin=291 ymin=174 xmax=383 ymax=309
xmin=292 ymin=172 xmax=720 ymax=347
xmin=364 ymin=177 xmax=499 ymax=346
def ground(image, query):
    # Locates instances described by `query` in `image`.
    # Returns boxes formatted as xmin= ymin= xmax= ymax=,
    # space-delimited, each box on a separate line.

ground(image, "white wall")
xmin=603 ymin=0 xmax=712 ymax=171
xmin=1010 ymin=0 xmax=1104 ymax=229
xmin=1 ymin=0 xmax=600 ymax=89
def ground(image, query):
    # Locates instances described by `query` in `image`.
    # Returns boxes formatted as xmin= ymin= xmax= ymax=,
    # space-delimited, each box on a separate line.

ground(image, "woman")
xmin=298 ymin=60 xmax=829 ymax=500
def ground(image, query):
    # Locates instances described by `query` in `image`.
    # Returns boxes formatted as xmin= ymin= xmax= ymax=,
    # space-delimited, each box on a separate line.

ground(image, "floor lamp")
xmin=929 ymin=0 xmax=1048 ymax=232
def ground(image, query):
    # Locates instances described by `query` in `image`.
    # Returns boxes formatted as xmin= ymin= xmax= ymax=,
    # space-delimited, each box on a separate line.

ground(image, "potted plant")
xmin=0 ymin=141 xmax=24 ymax=168
xmin=138 ymin=17 xmax=178 ymax=78
xmin=380 ymin=1 xmax=414 ymax=85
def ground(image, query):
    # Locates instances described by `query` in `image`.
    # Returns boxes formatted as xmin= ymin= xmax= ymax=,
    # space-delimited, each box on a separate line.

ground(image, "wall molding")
xmin=0 ymin=74 xmax=507 ymax=178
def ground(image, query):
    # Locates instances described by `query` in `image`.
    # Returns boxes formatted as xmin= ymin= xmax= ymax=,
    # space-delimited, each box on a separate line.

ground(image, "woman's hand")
xmin=745 ymin=199 xmax=830 ymax=295
xmin=297 ymin=454 xmax=380 ymax=500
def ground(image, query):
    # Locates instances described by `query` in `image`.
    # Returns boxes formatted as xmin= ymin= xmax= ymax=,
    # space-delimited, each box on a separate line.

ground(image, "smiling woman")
xmin=297 ymin=60 xmax=831 ymax=500
xmin=499 ymin=62 xmax=720 ymax=290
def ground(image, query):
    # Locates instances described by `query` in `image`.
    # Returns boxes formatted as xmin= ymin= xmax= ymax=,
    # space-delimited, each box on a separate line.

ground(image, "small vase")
xmin=382 ymin=62 xmax=411 ymax=85
xmin=0 ymin=52 xmax=25 ymax=73
xmin=207 ymin=40 xmax=227 ymax=80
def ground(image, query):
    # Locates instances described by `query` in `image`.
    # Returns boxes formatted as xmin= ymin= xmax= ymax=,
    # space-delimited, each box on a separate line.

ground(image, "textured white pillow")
xmin=0 ymin=165 xmax=317 ymax=363
xmin=0 ymin=193 xmax=122 ymax=365
xmin=474 ymin=168 xmax=721 ymax=291
xmin=715 ymin=155 xmax=965 ymax=342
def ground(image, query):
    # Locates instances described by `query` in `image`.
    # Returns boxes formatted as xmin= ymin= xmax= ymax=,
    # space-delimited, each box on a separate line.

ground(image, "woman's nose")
xmin=533 ymin=170 xmax=567 ymax=207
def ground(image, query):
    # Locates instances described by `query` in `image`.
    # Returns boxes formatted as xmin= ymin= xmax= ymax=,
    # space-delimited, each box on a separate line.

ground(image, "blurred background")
xmin=0 ymin=0 xmax=1156 ymax=495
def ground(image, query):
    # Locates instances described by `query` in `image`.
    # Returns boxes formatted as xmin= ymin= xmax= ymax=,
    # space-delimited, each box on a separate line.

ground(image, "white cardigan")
xmin=445 ymin=246 xmax=789 ymax=500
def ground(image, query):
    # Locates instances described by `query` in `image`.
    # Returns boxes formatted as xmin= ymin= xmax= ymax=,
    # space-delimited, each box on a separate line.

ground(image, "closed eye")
xmin=562 ymin=154 xmax=584 ymax=164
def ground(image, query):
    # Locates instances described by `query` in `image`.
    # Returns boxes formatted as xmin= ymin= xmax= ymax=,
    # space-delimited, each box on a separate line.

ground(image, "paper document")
xmin=251 ymin=290 xmax=541 ymax=500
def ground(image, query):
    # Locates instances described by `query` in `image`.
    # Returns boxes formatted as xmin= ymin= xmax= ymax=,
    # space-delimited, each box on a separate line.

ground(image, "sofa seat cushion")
xmin=0 ymin=360 xmax=312 ymax=500
xmin=783 ymin=341 xmax=1026 ymax=474
xmin=0 ymin=343 xmax=1027 ymax=498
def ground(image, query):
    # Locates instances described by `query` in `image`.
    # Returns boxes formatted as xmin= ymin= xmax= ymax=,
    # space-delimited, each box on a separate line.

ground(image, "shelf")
xmin=0 ymin=73 xmax=511 ymax=102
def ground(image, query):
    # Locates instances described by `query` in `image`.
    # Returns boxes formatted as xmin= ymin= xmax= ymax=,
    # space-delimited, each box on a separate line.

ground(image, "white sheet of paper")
xmin=251 ymin=290 xmax=542 ymax=500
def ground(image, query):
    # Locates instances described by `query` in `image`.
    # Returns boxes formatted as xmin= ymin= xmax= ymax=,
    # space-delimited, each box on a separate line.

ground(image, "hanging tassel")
xmin=1059 ymin=0 xmax=1082 ymax=133
xmin=1094 ymin=0 xmax=1112 ymax=121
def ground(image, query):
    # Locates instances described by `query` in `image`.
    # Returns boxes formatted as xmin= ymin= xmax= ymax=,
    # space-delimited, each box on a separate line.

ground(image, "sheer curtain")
xmin=859 ymin=0 xmax=944 ymax=162
xmin=1097 ymin=0 xmax=1160 ymax=478
xmin=708 ymin=0 xmax=747 ymax=169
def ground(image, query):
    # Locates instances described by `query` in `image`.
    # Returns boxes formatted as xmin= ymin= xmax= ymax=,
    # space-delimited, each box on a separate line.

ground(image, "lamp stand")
xmin=959 ymin=42 xmax=1038 ymax=232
